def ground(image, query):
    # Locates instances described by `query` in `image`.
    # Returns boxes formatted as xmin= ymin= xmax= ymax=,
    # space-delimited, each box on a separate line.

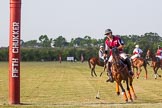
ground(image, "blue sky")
xmin=0 ymin=0 xmax=162 ymax=47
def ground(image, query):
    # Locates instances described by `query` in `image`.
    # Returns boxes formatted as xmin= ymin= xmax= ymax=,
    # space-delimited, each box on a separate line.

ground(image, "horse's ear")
xmin=112 ymin=47 xmax=119 ymax=56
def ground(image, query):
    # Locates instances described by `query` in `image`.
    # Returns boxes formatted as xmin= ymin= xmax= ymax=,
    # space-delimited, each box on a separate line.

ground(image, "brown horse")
xmin=146 ymin=49 xmax=162 ymax=79
xmin=111 ymin=47 xmax=137 ymax=102
xmin=88 ymin=57 xmax=106 ymax=77
xmin=131 ymin=57 xmax=149 ymax=79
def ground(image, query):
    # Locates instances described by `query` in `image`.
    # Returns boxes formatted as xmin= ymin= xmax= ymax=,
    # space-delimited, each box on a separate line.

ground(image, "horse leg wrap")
xmin=127 ymin=90 xmax=133 ymax=101
xmin=154 ymin=74 xmax=157 ymax=79
xmin=130 ymin=86 xmax=137 ymax=99
xmin=122 ymin=92 xmax=128 ymax=102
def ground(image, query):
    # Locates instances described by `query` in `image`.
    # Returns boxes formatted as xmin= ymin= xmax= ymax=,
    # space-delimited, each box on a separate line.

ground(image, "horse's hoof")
xmin=133 ymin=95 xmax=137 ymax=100
xmin=125 ymin=100 xmax=128 ymax=103
xmin=96 ymin=96 xmax=100 ymax=99
xmin=130 ymin=98 xmax=133 ymax=102
xmin=106 ymin=79 xmax=114 ymax=83
xmin=117 ymin=92 xmax=120 ymax=96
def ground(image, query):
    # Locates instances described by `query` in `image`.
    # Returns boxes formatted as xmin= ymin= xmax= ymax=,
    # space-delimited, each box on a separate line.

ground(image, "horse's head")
xmin=112 ymin=47 xmax=121 ymax=66
xmin=112 ymin=47 xmax=119 ymax=56
xmin=146 ymin=49 xmax=154 ymax=60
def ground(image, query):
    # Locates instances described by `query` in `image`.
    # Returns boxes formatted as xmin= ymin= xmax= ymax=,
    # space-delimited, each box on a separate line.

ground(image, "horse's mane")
xmin=111 ymin=47 xmax=126 ymax=73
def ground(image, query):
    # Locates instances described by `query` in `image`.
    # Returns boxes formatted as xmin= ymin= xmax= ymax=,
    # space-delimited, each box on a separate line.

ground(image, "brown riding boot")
xmin=125 ymin=58 xmax=134 ymax=76
xmin=106 ymin=62 xmax=114 ymax=83
xmin=106 ymin=71 xmax=114 ymax=83
xmin=128 ymin=70 xmax=134 ymax=76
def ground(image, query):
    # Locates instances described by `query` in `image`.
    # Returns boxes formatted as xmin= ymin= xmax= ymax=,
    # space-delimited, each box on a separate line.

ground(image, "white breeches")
xmin=131 ymin=54 xmax=140 ymax=59
xmin=108 ymin=52 xmax=127 ymax=62
xmin=156 ymin=55 xmax=162 ymax=60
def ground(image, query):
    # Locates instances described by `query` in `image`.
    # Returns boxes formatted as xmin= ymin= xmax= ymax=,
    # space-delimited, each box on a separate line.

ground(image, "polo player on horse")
xmin=155 ymin=45 xmax=162 ymax=68
xmin=104 ymin=29 xmax=134 ymax=83
xmin=130 ymin=44 xmax=143 ymax=62
xmin=98 ymin=45 xmax=108 ymax=63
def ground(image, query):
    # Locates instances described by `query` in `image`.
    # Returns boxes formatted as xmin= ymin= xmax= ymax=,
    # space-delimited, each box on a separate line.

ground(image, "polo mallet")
xmin=96 ymin=77 xmax=102 ymax=99
xmin=96 ymin=90 xmax=100 ymax=99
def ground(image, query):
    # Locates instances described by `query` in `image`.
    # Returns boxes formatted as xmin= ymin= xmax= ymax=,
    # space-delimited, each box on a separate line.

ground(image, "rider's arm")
xmin=140 ymin=49 xmax=143 ymax=54
xmin=105 ymin=42 xmax=109 ymax=54
xmin=117 ymin=44 xmax=124 ymax=50
xmin=99 ymin=50 xmax=105 ymax=59
xmin=117 ymin=38 xmax=124 ymax=50
xmin=98 ymin=50 xmax=102 ymax=58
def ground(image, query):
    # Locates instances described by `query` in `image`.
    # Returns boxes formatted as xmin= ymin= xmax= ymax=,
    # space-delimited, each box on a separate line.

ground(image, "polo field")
xmin=0 ymin=61 xmax=162 ymax=108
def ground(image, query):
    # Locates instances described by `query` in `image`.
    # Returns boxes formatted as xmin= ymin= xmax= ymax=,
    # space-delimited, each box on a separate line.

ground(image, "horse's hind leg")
xmin=136 ymin=66 xmax=142 ymax=79
xmin=135 ymin=67 xmax=139 ymax=79
xmin=157 ymin=73 xmax=161 ymax=78
xmin=100 ymin=67 xmax=105 ymax=77
xmin=91 ymin=66 xmax=95 ymax=77
xmin=100 ymin=65 xmax=106 ymax=77
xmin=93 ymin=66 xmax=97 ymax=77
xmin=91 ymin=68 xmax=94 ymax=77
xmin=153 ymin=67 xmax=158 ymax=79
xmin=154 ymin=67 xmax=161 ymax=79
xmin=100 ymin=71 xmax=103 ymax=77
xmin=94 ymin=69 xmax=97 ymax=77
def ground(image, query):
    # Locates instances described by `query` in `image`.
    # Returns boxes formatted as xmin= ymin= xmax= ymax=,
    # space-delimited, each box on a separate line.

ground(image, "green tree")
xmin=39 ymin=35 xmax=52 ymax=47
xmin=84 ymin=35 xmax=92 ymax=46
xmin=53 ymin=36 xmax=67 ymax=47
xmin=73 ymin=37 xmax=84 ymax=46
xmin=23 ymin=40 xmax=40 ymax=47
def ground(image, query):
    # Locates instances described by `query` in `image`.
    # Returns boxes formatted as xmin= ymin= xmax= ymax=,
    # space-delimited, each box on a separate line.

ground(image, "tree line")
xmin=0 ymin=32 xmax=162 ymax=61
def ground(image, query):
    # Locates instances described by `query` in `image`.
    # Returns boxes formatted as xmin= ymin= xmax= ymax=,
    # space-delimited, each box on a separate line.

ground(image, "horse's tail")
xmin=88 ymin=58 xmax=91 ymax=69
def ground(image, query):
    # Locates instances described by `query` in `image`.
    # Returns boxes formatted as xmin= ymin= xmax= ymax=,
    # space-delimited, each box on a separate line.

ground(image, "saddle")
xmin=132 ymin=57 xmax=142 ymax=62
xmin=156 ymin=57 xmax=160 ymax=62
xmin=132 ymin=58 xmax=138 ymax=62
xmin=132 ymin=57 xmax=140 ymax=62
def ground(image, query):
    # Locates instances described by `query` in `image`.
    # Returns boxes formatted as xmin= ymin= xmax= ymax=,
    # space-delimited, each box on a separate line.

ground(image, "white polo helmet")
xmin=104 ymin=29 xmax=112 ymax=35
xmin=135 ymin=45 xmax=139 ymax=48
xmin=100 ymin=45 xmax=103 ymax=49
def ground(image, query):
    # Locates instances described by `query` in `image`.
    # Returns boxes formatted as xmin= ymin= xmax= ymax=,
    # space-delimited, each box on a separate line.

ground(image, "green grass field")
xmin=0 ymin=61 xmax=162 ymax=108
